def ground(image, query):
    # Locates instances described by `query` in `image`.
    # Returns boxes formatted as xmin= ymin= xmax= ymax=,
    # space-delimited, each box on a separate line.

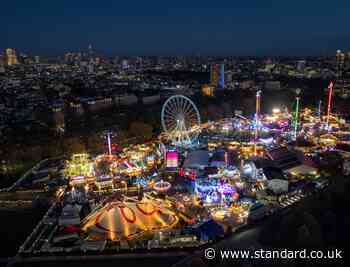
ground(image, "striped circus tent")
xmin=81 ymin=198 xmax=178 ymax=241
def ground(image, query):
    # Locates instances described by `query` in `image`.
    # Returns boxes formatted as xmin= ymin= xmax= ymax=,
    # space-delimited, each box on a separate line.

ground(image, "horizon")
xmin=0 ymin=49 xmax=342 ymax=58
xmin=1 ymin=0 xmax=350 ymax=57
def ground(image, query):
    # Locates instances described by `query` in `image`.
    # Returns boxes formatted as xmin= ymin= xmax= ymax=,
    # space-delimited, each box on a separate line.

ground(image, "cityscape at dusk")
xmin=1 ymin=1 xmax=350 ymax=267
xmin=1 ymin=1 xmax=350 ymax=56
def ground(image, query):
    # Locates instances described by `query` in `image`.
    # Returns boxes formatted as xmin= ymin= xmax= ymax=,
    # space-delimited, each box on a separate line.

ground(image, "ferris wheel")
xmin=161 ymin=95 xmax=201 ymax=147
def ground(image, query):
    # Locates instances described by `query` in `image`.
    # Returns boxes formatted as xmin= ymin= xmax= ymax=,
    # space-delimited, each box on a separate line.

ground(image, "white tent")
xmin=285 ymin=164 xmax=317 ymax=176
xmin=267 ymin=179 xmax=289 ymax=194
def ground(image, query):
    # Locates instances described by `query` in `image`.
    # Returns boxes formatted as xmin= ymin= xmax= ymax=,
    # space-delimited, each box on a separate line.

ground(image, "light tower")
xmin=219 ymin=63 xmax=225 ymax=88
xmin=326 ymin=81 xmax=334 ymax=129
xmin=102 ymin=130 xmax=114 ymax=156
xmin=107 ymin=132 xmax=112 ymax=155
xmin=5 ymin=48 xmax=18 ymax=66
xmin=254 ymin=90 xmax=261 ymax=155
xmin=293 ymin=89 xmax=301 ymax=140
xmin=336 ymin=50 xmax=345 ymax=79
xmin=318 ymin=100 xmax=322 ymax=121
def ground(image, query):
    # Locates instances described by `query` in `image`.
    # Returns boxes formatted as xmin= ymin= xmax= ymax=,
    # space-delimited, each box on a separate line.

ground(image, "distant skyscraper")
xmin=297 ymin=60 xmax=306 ymax=72
xmin=88 ymin=44 xmax=94 ymax=60
xmin=202 ymin=84 xmax=214 ymax=96
xmin=210 ymin=63 xmax=225 ymax=88
xmin=0 ymin=54 xmax=4 ymax=66
xmin=335 ymin=50 xmax=348 ymax=95
xmin=64 ymin=52 xmax=72 ymax=63
xmin=219 ymin=63 xmax=225 ymax=88
xmin=34 ymin=56 xmax=40 ymax=64
xmin=122 ymin=59 xmax=129 ymax=70
xmin=95 ymin=57 xmax=101 ymax=65
xmin=88 ymin=63 xmax=94 ymax=74
xmin=5 ymin=48 xmax=18 ymax=66
xmin=225 ymin=71 xmax=233 ymax=83
xmin=336 ymin=50 xmax=345 ymax=79
xmin=210 ymin=64 xmax=219 ymax=87
xmin=0 ymin=55 xmax=5 ymax=73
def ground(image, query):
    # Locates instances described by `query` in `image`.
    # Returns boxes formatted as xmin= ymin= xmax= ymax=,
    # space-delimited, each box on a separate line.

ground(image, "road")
xmin=7 ymin=222 xmax=265 ymax=267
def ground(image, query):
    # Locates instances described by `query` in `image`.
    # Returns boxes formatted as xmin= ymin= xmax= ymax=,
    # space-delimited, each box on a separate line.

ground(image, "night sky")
xmin=1 ymin=0 xmax=350 ymax=56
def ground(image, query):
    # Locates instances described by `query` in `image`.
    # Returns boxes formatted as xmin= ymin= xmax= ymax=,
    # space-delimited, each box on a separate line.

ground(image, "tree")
xmin=302 ymin=212 xmax=323 ymax=247
xmin=207 ymin=104 xmax=223 ymax=121
xmin=242 ymin=97 xmax=255 ymax=114
xmin=44 ymin=139 xmax=64 ymax=158
xmin=115 ymin=130 xmax=129 ymax=144
xmin=318 ymin=151 xmax=343 ymax=176
xmin=129 ymin=122 xmax=153 ymax=140
xmin=322 ymin=211 xmax=337 ymax=245
xmin=276 ymin=211 xmax=304 ymax=247
xmin=28 ymin=146 xmax=43 ymax=162
xmin=96 ymin=160 xmax=111 ymax=175
xmin=222 ymin=102 xmax=233 ymax=118
xmin=63 ymin=137 xmax=86 ymax=155
xmin=188 ymin=257 xmax=208 ymax=267
xmin=295 ymin=224 xmax=312 ymax=247
xmin=87 ymin=133 xmax=103 ymax=153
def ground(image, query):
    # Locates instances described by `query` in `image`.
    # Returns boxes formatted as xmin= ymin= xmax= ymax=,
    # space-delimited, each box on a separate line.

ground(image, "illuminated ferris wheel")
xmin=161 ymin=95 xmax=201 ymax=147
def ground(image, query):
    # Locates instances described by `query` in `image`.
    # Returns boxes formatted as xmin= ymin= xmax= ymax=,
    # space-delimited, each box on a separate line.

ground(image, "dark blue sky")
xmin=1 ymin=0 xmax=349 ymax=56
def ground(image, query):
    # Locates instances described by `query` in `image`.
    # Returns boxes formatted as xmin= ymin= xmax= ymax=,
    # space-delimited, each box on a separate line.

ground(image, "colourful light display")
xmin=318 ymin=100 xmax=322 ymax=120
xmin=294 ymin=96 xmax=300 ymax=139
xmin=326 ymin=81 xmax=334 ymax=128
xmin=107 ymin=132 xmax=112 ymax=155
xmin=166 ymin=150 xmax=178 ymax=169
xmin=294 ymin=89 xmax=301 ymax=139
xmin=153 ymin=180 xmax=171 ymax=192
xmin=254 ymin=90 xmax=261 ymax=155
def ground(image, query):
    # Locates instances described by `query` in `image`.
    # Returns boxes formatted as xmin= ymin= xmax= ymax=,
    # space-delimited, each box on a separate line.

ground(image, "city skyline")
xmin=1 ymin=0 xmax=350 ymax=56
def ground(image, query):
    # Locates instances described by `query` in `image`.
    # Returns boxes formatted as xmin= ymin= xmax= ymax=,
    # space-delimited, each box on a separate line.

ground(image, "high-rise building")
xmin=225 ymin=71 xmax=233 ymax=83
xmin=95 ymin=57 xmax=101 ymax=65
xmin=5 ymin=48 xmax=18 ymax=66
xmin=219 ymin=63 xmax=225 ymax=88
xmin=335 ymin=50 xmax=349 ymax=96
xmin=122 ymin=59 xmax=129 ymax=70
xmin=88 ymin=44 xmax=94 ymax=60
xmin=336 ymin=50 xmax=345 ymax=79
xmin=210 ymin=63 xmax=225 ymax=88
xmin=64 ymin=52 xmax=72 ymax=63
xmin=297 ymin=60 xmax=306 ymax=72
xmin=0 ymin=55 xmax=5 ymax=73
xmin=0 ymin=54 xmax=4 ymax=66
xmin=52 ymin=104 xmax=65 ymax=134
xmin=202 ymin=84 xmax=214 ymax=96
xmin=88 ymin=63 xmax=94 ymax=74
xmin=210 ymin=64 xmax=219 ymax=87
